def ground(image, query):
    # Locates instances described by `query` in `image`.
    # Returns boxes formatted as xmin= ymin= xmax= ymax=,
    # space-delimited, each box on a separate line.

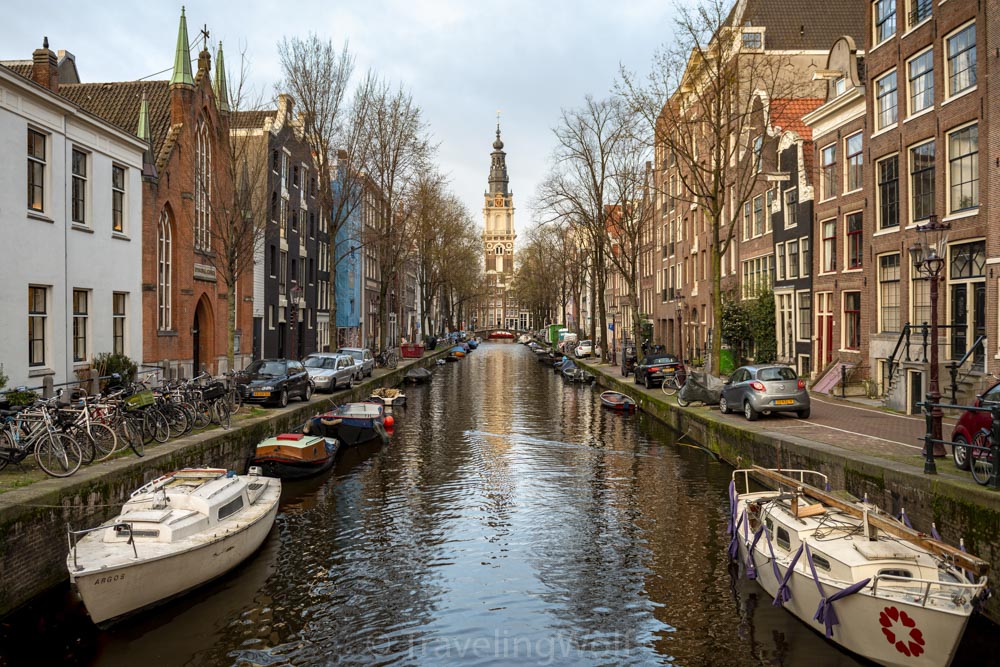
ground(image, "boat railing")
xmin=871 ymin=572 xmax=987 ymax=607
xmin=732 ymin=468 xmax=829 ymax=495
xmin=66 ymin=521 xmax=139 ymax=571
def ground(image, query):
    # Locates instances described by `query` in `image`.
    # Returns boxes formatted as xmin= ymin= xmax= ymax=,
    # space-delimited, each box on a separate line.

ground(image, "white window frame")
xmin=157 ymin=209 xmax=172 ymax=331
xmin=908 ymin=138 xmax=936 ymax=225
xmin=71 ymin=147 xmax=89 ymax=227
xmin=875 ymin=153 xmax=900 ymax=230
xmin=800 ymin=237 xmax=810 ymax=279
xmin=27 ymin=128 xmax=48 ymax=214
xmin=906 ymin=0 xmax=932 ymax=31
xmin=875 ymin=69 xmax=898 ymax=131
xmin=796 ymin=290 xmax=812 ymax=342
xmin=946 ymin=121 xmax=978 ymax=214
xmin=820 ymin=143 xmax=837 ymax=201
xmin=111 ymin=164 xmax=127 ymax=235
xmin=906 ymin=47 xmax=934 ymax=117
xmin=945 ymin=21 xmax=977 ymax=100
xmin=72 ymin=288 xmax=90 ymax=364
xmin=776 ymin=242 xmax=785 ymax=281
xmin=873 ymin=0 xmax=896 ymax=47
xmin=113 ymin=292 xmax=127 ymax=356
xmin=28 ymin=285 xmax=49 ymax=368
xmin=783 ymin=188 xmax=798 ymax=229
xmin=877 ymin=252 xmax=901 ymax=334
xmin=844 ymin=133 xmax=863 ymax=194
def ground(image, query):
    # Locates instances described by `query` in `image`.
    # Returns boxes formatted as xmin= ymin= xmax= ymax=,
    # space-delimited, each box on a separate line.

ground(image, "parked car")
xmin=303 ymin=353 xmax=361 ymax=392
xmin=634 ymin=353 xmax=685 ymax=389
xmin=337 ymin=347 xmax=375 ymax=378
xmin=574 ymin=340 xmax=594 ymax=358
xmin=949 ymin=380 xmax=1000 ymax=470
xmin=240 ymin=359 xmax=312 ymax=407
xmin=719 ymin=364 xmax=810 ymax=421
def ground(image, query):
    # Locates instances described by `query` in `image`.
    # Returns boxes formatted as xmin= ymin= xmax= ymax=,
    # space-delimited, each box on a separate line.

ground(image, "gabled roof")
xmin=770 ymin=98 xmax=824 ymax=141
xmin=59 ymin=80 xmax=172 ymax=162
xmin=726 ymin=0 xmax=866 ymax=51
xmin=231 ymin=109 xmax=277 ymax=130
xmin=0 ymin=60 xmax=32 ymax=78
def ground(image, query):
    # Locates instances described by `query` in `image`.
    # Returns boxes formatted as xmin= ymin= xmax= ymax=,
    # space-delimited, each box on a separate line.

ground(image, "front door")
xmin=909 ymin=370 xmax=924 ymax=415
xmin=816 ymin=292 xmax=834 ymax=370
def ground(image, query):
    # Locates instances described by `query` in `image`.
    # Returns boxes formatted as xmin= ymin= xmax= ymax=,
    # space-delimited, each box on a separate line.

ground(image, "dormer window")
xmin=742 ymin=29 xmax=764 ymax=51
xmin=833 ymin=76 xmax=848 ymax=97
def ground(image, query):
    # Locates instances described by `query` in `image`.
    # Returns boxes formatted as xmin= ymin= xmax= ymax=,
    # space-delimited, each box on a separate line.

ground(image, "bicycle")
xmin=375 ymin=348 xmax=398 ymax=369
xmin=0 ymin=398 xmax=83 ymax=477
xmin=970 ymin=428 xmax=995 ymax=486
xmin=661 ymin=372 xmax=686 ymax=397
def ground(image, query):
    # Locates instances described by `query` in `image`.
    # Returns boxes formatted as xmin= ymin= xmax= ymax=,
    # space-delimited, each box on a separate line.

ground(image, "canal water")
xmin=1 ymin=342 xmax=996 ymax=666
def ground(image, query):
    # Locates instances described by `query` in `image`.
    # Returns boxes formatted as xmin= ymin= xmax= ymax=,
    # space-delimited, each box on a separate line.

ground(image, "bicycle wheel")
xmin=192 ymin=400 xmax=212 ymax=429
xmin=35 ymin=432 xmax=82 ymax=477
xmin=164 ymin=405 xmax=189 ymax=438
xmin=89 ymin=423 xmax=118 ymax=461
xmin=676 ymin=396 xmax=690 ymax=407
xmin=0 ymin=430 xmax=14 ymax=471
xmin=151 ymin=409 xmax=171 ymax=443
xmin=228 ymin=386 xmax=244 ymax=415
xmin=213 ymin=399 xmax=231 ymax=429
xmin=123 ymin=418 xmax=144 ymax=457
xmin=67 ymin=427 xmax=96 ymax=465
xmin=971 ymin=431 xmax=994 ymax=486
xmin=661 ymin=378 xmax=679 ymax=396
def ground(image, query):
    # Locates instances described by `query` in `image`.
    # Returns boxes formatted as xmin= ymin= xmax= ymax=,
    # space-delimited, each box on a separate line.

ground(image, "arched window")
xmin=157 ymin=209 xmax=172 ymax=330
xmin=195 ymin=117 xmax=211 ymax=251
xmin=494 ymin=246 xmax=503 ymax=255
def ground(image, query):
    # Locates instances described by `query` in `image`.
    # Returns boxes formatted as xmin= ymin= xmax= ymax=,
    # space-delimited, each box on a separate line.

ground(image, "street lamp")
xmin=609 ymin=305 xmax=619 ymax=366
xmin=909 ymin=214 xmax=950 ymax=474
xmin=289 ymin=282 xmax=303 ymax=360
xmin=674 ymin=294 xmax=685 ymax=367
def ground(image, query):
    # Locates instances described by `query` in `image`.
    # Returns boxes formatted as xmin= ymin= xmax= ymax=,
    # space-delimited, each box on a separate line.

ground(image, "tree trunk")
xmin=711 ymin=224 xmax=724 ymax=373
xmin=227 ymin=282 xmax=236 ymax=372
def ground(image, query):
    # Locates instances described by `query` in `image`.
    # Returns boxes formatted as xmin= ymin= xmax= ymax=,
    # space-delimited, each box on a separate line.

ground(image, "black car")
xmin=240 ymin=359 xmax=313 ymax=407
xmin=634 ymin=354 xmax=685 ymax=389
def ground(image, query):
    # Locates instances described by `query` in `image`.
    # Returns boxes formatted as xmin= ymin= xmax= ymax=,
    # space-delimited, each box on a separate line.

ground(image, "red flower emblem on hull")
xmin=879 ymin=606 xmax=925 ymax=657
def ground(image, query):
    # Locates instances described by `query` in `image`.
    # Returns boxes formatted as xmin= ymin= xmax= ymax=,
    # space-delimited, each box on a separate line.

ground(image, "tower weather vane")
xmin=201 ymin=25 xmax=210 ymax=51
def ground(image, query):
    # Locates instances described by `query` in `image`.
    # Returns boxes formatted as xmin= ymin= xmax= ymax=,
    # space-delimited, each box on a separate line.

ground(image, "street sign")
xmin=608 ymin=323 xmax=615 ymax=331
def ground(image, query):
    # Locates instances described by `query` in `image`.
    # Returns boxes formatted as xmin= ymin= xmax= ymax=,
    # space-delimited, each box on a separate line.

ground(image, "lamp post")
xmin=289 ymin=282 xmax=302 ymax=360
xmin=909 ymin=214 xmax=950 ymax=473
xmin=675 ymin=294 xmax=685 ymax=367
xmin=608 ymin=305 xmax=618 ymax=366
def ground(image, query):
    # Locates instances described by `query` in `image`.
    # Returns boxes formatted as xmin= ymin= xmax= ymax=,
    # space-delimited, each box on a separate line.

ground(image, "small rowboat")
xmin=369 ymin=387 xmax=406 ymax=406
xmin=600 ymin=391 xmax=636 ymax=411
xmin=248 ymin=433 xmax=339 ymax=480
xmin=405 ymin=367 xmax=433 ymax=384
xmin=306 ymin=402 xmax=388 ymax=446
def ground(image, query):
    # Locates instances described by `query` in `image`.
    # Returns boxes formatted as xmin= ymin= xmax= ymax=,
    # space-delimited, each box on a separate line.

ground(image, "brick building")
xmin=61 ymin=9 xmax=251 ymax=377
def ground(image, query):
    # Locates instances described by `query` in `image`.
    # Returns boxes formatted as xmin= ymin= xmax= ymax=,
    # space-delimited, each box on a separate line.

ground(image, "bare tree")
xmin=536 ymin=95 xmax=632 ymax=362
xmin=619 ymin=0 xmax=809 ymax=368
xmin=277 ymin=35 xmax=354 ymax=339
xmin=204 ymin=45 xmax=269 ymax=370
xmin=362 ymin=79 xmax=431 ymax=351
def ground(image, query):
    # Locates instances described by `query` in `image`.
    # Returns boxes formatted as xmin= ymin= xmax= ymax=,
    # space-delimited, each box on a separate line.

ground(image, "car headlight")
xmin=259 ymin=385 xmax=274 ymax=392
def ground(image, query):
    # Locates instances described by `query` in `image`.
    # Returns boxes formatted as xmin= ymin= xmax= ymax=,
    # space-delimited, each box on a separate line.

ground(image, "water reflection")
xmin=4 ymin=342 xmax=998 ymax=665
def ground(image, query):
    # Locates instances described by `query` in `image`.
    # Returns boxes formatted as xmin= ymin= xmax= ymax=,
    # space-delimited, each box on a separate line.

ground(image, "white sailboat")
xmin=67 ymin=467 xmax=281 ymax=625
xmin=730 ymin=467 xmax=988 ymax=667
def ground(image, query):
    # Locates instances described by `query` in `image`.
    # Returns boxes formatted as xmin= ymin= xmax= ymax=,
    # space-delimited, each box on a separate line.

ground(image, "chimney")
xmin=275 ymin=93 xmax=294 ymax=129
xmin=31 ymin=37 xmax=59 ymax=93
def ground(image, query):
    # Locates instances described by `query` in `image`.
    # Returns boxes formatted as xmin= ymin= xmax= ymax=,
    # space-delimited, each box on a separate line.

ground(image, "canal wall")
xmin=584 ymin=363 xmax=1000 ymax=623
xmin=0 ymin=350 xmax=449 ymax=619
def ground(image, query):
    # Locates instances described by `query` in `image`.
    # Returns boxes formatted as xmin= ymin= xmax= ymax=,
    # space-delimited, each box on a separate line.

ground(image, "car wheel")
xmin=303 ymin=384 xmax=313 ymax=401
xmin=798 ymin=408 xmax=810 ymax=419
xmin=744 ymin=401 xmax=759 ymax=422
xmin=633 ymin=372 xmax=640 ymax=384
xmin=719 ymin=396 xmax=729 ymax=414
xmin=953 ymin=434 xmax=971 ymax=471
xmin=278 ymin=389 xmax=289 ymax=408
xmin=645 ymin=376 xmax=653 ymax=389
xmin=347 ymin=374 xmax=355 ymax=389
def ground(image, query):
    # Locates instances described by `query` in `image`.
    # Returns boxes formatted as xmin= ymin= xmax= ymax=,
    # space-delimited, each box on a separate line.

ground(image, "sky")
xmin=4 ymin=0 xmax=681 ymax=234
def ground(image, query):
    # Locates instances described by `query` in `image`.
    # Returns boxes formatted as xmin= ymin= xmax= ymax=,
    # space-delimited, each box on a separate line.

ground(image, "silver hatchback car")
xmin=719 ymin=364 xmax=810 ymax=421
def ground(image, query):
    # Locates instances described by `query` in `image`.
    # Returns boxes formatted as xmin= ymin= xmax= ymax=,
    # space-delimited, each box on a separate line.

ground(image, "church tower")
xmin=481 ymin=120 xmax=519 ymax=331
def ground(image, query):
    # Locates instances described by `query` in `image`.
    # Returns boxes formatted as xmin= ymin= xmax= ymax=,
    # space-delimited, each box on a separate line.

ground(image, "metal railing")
xmin=947 ymin=334 xmax=987 ymax=404
xmin=918 ymin=400 xmax=1000 ymax=488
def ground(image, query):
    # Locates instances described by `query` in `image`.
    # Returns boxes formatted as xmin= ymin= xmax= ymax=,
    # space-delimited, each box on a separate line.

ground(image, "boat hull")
xmin=735 ymin=498 xmax=972 ymax=667
xmin=248 ymin=455 xmax=335 ymax=480
xmin=70 ymin=487 xmax=279 ymax=625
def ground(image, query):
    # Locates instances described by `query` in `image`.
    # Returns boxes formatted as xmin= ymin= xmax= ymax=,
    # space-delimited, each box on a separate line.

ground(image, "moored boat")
xmin=67 ymin=468 xmax=281 ymax=626
xmin=600 ymin=391 xmax=636 ymax=410
xmin=730 ymin=467 xmax=989 ymax=667
xmin=248 ymin=433 xmax=338 ymax=479
xmin=305 ymin=402 xmax=388 ymax=446
xmin=369 ymin=387 xmax=406 ymax=406
xmin=450 ymin=345 xmax=466 ymax=358
xmin=405 ymin=366 xmax=433 ymax=384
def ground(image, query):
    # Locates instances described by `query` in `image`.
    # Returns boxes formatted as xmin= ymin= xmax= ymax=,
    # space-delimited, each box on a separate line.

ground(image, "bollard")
xmin=88 ymin=368 xmax=99 ymax=396
xmin=949 ymin=363 xmax=958 ymax=405
xmin=841 ymin=364 xmax=847 ymax=399
xmin=987 ymin=407 xmax=1000 ymax=486
xmin=42 ymin=375 xmax=54 ymax=399
xmin=922 ymin=397 xmax=937 ymax=475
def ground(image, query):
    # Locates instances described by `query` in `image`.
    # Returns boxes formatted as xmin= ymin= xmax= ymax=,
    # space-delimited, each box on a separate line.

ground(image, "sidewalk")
xmin=585 ymin=360 xmax=966 ymax=476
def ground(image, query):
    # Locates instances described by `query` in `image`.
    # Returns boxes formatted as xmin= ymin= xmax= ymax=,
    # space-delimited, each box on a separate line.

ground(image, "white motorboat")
xmin=67 ymin=467 xmax=281 ymax=625
xmin=730 ymin=467 xmax=988 ymax=667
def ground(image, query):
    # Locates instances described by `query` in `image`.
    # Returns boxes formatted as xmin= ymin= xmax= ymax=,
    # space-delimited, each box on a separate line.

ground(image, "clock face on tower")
xmin=494 ymin=195 xmax=503 ymax=207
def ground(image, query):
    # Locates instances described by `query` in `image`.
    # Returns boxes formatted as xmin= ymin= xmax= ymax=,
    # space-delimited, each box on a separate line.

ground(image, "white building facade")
xmin=0 ymin=61 xmax=145 ymax=390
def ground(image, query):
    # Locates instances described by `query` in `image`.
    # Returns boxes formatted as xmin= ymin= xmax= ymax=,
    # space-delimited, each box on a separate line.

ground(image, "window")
xmin=822 ymin=220 xmax=837 ymax=273
xmin=269 ymin=245 xmax=276 ymax=278
xmin=875 ymin=70 xmax=898 ymax=130
xmin=948 ymin=124 xmax=978 ymax=212
xmin=71 ymin=148 xmax=87 ymax=224
xmin=907 ymin=49 xmax=933 ymax=115
xmin=776 ymin=243 xmax=785 ymax=281
xmin=908 ymin=0 xmax=931 ymax=27
xmin=72 ymin=289 xmax=89 ymax=363
xmin=947 ymin=23 xmax=976 ymax=97
xmin=194 ymin=118 xmax=211 ymax=251
xmin=271 ymin=150 xmax=280 ymax=173
xmin=833 ymin=76 xmax=848 ymax=97
xmin=910 ymin=140 xmax=935 ymax=222
xmin=111 ymin=165 xmax=126 ymax=233
xmin=27 ymin=129 xmax=46 ymax=212
xmin=270 ymin=192 xmax=278 ymax=222
xmin=801 ymin=238 xmax=810 ymax=278
xmin=845 ymin=133 xmax=863 ymax=192
xmin=279 ymin=251 xmax=287 ymax=294
xmin=28 ymin=285 xmax=47 ymax=367
xmin=821 ymin=144 xmax=837 ymax=199
xmin=812 ymin=553 xmax=832 ymax=571
xmin=787 ymin=240 xmax=799 ymax=279
xmin=797 ymin=291 xmax=812 ymax=340
xmin=292 ymin=165 xmax=300 ymax=188
xmin=157 ymin=209 xmax=172 ymax=330
xmin=113 ymin=292 xmax=126 ymax=355
xmin=753 ymin=135 xmax=763 ymax=173
xmin=753 ymin=195 xmax=763 ymax=237
xmin=877 ymin=155 xmax=899 ymax=229
xmin=765 ymin=189 xmax=774 ymax=234
xmin=784 ymin=189 xmax=797 ymax=228
xmin=218 ymin=495 xmax=245 ymax=520
xmin=912 ymin=277 xmax=930 ymax=324
xmin=844 ymin=292 xmax=861 ymax=349
xmin=742 ymin=30 xmax=763 ymax=50
xmin=743 ymin=201 xmax=752 ymax=240
xmin=846 ymin=213 xmax=863 ymax=269
xmin=874 ymin=0 xmax=895 ymax=44
xmin=776 ymin=526 xmax=790 ymax=551
xmin=879 ymin=254 xmax=901 ymax=333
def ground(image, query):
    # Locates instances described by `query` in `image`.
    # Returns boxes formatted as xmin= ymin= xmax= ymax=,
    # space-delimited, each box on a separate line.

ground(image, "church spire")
xmin=169 ymin=7 xmax=194 ymax=88
xmin=488 ymin=115 xmax=509 ymax=196
xmin=214 ymin=41 xmax=230 ymax=113
xmin=137 ymin=90 xmax=158 ymax=181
